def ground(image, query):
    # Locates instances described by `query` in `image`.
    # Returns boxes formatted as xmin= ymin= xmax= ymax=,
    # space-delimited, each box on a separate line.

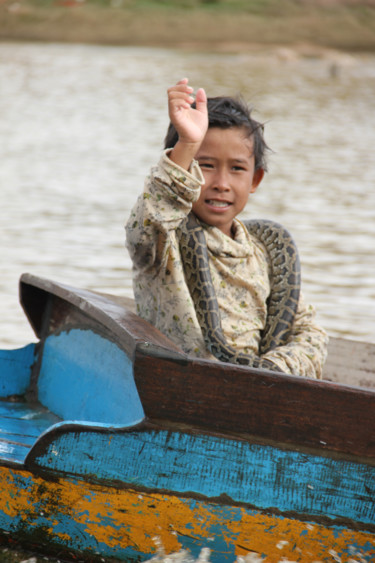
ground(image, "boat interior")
xmin=0 ymin=273 xmax=374 ymax=467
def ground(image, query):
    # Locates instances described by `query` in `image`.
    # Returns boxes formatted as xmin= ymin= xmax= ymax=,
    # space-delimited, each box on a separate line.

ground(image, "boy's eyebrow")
xmin=197 ymin=155 xmax=251 ymax=163
xmin=197 ymin=155 xmax=252 ymax=165
xmin=232 ymin=157 xmax=252 ymax=164
xmin=196 ymin=154 xmax=215 ymax=160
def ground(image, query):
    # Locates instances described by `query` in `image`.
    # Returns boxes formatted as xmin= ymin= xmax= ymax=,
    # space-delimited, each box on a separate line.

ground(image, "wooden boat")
xmin=0 ymin=273 xmax=374 ymax=562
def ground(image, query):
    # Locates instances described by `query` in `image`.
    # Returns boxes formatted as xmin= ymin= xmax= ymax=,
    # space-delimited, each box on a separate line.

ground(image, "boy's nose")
xmin=213 ymin=169 xmax=230 ymax=190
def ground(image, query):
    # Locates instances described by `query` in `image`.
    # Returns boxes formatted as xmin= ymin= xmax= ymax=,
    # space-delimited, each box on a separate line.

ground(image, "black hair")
xmin=164 ymin=96 xmax=269 ymax=171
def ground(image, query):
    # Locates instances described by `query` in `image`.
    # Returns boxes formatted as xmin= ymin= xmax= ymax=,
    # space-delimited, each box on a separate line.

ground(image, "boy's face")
xmin=192 ymin=127 xmax=264 ymax=238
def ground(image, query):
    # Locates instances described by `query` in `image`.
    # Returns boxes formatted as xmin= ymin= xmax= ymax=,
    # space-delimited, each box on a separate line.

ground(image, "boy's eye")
xmin=200 ymin=162 xmax=214 ymax=169
xmin=232 ymin=166 xmax=246 ymax=171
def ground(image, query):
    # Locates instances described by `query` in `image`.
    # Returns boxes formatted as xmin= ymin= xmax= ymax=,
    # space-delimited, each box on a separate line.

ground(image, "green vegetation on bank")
xmin=0 ymin=0 xmax=375 ymax=51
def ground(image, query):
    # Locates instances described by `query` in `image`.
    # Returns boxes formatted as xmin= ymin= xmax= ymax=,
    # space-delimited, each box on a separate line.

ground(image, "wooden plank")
xmin=0 ymin=400 xmax=60 ymax=464
xmin=0 ymin=426 xmax=42 ymax=444
xmin=324 ymin=337 xmax=375 ymax=388
xmin=27 ymin=423 xmax=375 ymax=525
xmin=0 ymin=423 xmax=47 ymax=443
xmin=134 ymin=345 xmax=375 ymax=459
xmin=0 ymin=442 xmax=31 ymax=464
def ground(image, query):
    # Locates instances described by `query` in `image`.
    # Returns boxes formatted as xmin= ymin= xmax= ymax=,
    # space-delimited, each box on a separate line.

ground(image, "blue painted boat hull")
xmin=0 ymin=273 xmax=374 ymax=561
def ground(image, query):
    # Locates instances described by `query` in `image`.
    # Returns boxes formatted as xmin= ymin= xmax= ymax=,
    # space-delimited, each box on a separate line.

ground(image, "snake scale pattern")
xmin=178 ymin=213 xmax=301 ymax=370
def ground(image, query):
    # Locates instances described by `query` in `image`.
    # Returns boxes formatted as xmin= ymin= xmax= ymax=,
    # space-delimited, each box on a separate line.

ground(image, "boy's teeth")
xmin=207 ymin=200 xmax=228 ymax=207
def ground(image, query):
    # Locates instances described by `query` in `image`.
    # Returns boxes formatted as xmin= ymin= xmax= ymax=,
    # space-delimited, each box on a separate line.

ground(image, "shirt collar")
xmin=200 ymin=218 xmax=253 ymax=258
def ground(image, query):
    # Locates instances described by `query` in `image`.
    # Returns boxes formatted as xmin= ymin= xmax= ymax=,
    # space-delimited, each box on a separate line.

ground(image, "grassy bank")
xmin=1 ymin=0 xmax=375 ymax=51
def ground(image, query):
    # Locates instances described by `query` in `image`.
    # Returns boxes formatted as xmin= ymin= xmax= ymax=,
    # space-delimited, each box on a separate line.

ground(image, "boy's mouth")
xmin=206 ymin=199 xmax=231 ymax=208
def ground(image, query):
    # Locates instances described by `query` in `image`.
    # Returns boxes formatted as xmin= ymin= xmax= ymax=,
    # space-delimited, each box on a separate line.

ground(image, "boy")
xmin=126 ymin=79 xmax=328 ymax=378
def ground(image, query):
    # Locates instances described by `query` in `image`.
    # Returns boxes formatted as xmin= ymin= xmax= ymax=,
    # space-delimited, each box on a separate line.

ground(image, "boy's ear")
xmin=250 ymin=168 xmax=264 ymax=193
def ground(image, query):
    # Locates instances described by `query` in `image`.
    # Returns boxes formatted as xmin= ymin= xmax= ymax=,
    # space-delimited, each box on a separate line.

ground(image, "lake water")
xmin=1 ymin=42 xmax=375 ymax=348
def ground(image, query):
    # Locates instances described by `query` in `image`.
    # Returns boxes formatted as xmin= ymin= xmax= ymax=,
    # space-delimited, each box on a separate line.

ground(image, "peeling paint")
xmin=1 ymin=466 xmax=374 ymax=562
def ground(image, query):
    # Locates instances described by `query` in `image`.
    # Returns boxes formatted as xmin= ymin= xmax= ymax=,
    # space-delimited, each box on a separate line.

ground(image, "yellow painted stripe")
xmin=1 ymin=466 xmax=374 ymax=561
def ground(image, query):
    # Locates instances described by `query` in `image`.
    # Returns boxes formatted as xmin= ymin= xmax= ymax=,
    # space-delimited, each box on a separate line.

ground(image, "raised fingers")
xmin=168 ymin=78 xmax=195 ymax=111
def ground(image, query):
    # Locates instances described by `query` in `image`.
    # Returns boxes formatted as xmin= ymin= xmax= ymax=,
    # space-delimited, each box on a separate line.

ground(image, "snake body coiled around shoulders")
xmin=177 ymin=213 xmax=301 ymax=370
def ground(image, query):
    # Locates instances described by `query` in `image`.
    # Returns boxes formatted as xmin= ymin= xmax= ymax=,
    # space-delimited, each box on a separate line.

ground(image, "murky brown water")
xmin=1 ymin=42 xmax=374 ymax=348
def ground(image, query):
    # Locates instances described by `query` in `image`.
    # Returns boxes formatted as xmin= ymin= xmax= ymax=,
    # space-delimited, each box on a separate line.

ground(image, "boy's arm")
xmin=261 ymin=295 xmax=329 ymax=379
xmin=126 ymin=78 xmax=207 ymax=273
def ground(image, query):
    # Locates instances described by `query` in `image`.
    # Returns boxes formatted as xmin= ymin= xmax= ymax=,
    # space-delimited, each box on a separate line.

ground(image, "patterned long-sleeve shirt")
xmin=126 ymin=151 xmax=328 ymax=378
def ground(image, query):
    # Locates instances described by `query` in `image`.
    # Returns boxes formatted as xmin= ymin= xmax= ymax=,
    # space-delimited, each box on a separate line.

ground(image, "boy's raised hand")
xmin=168 ymin=78 xmax=208 ymax=170
xmin=168 ymin=78 xmax=208 ymax=145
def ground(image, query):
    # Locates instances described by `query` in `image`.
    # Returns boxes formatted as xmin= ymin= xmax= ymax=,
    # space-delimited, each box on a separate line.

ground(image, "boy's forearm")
xmin=169 ymin=139 xmax=202 ymax=172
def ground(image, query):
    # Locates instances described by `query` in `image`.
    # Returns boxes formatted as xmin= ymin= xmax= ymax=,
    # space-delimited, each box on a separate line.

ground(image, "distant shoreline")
xmin=1 ymin=1 xmax=375 ymax=53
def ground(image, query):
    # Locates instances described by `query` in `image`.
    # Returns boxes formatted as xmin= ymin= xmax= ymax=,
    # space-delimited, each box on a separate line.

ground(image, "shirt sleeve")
xmin=125 ymin=150 xmax=204 ymax=273
xmin=261 ymin=293 xmax=329 ymax=379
